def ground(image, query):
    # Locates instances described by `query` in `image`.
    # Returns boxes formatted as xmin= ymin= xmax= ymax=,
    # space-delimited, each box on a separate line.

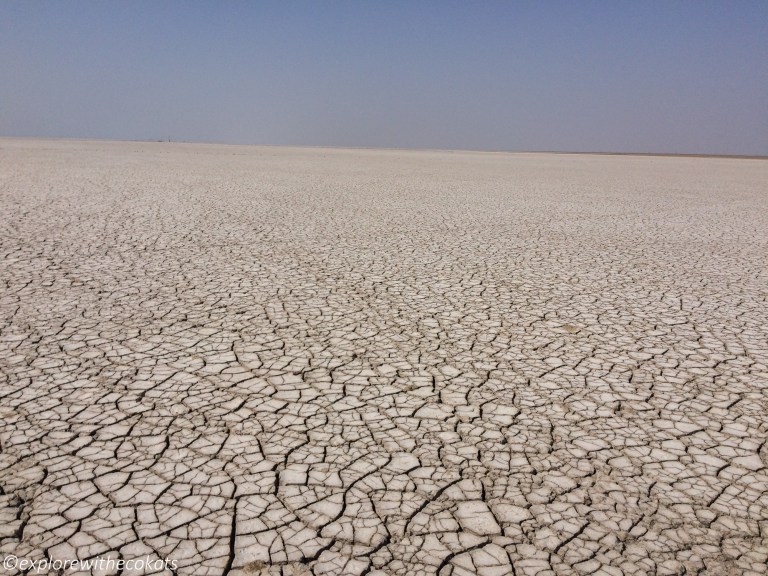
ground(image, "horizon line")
xmin=2 ymin=135 xmax=766 ymax=161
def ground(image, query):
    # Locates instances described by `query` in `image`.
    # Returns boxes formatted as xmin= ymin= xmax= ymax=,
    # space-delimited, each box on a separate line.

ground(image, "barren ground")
xmin=1 ymin=139 xmax=767 ymax=575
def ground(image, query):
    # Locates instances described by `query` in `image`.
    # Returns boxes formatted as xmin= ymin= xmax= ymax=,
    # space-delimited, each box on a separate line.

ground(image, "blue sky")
xmin=1 ymin=1 xmax=767 ymax=154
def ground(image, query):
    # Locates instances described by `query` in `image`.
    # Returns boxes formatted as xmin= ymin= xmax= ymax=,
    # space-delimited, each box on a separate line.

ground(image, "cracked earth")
xmin=1 ymin=139 xmax=767 ymax=576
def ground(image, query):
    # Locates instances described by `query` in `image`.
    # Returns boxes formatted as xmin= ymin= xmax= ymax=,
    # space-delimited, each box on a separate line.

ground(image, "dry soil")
xmin=1 ymin=139 xmax=767 ymax=575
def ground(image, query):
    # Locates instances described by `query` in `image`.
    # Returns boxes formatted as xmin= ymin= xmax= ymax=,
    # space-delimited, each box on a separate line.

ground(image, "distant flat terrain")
xmin=1 ymin=138 xmax=767 ymax=575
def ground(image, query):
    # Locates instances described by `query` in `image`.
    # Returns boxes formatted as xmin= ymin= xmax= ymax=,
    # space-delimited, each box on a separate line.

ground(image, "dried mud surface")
xmin=1 ymin=139 xmax=767 ymax=575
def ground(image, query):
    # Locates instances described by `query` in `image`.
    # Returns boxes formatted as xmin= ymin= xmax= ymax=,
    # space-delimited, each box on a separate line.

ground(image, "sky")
xmin=1 ymin=1 xmax=767 ymax=155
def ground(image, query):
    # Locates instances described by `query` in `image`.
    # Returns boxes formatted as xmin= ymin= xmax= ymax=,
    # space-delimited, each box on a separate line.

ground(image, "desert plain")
xmin=0 ymin=138 xmax=767 ymax=575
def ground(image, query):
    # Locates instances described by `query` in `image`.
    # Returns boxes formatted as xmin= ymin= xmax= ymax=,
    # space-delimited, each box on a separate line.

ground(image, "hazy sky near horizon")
xmin=2 ymin=1 xmax=767 ymax=154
